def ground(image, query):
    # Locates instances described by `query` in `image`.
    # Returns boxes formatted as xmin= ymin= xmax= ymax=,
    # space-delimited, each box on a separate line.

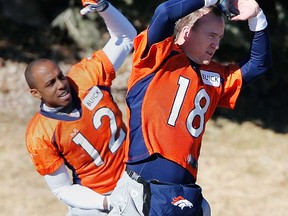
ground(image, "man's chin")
xmin=202 ymin=59 xmax=211 ymax=65
xmin=65 ymin=98 xmax=73 ymax=107
xmin=59 ymin=97 xmax=72 ymax=108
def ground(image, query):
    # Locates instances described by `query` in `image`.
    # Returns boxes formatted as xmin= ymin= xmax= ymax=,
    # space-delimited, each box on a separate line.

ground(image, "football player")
xmin=24 ymin=1 xmax=136 ymax=215
xmin=108 ymin=0 xmax=272 ymax=215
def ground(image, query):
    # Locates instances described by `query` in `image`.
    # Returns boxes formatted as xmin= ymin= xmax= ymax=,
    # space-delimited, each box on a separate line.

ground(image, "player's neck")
xmin=43 ymin=102 xmax=80 ymax=117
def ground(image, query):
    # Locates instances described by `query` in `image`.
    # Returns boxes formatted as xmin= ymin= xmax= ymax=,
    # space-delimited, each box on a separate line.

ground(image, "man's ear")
xmin=30 ymin=88 xmax=42 ymax=100
xmin=175 ymin=26 xmax=191 ymax=45
xmin=183 ymin=26 xmax=191 ymax=38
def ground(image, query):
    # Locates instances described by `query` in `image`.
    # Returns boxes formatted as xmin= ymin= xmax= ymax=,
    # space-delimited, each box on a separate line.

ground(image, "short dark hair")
xmin=24 ymin=59 xmax=51 ymax=89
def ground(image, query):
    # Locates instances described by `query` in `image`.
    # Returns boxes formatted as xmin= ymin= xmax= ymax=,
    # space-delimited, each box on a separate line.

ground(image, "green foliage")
xmin=51 ymin=7 xmax=104 ymax=50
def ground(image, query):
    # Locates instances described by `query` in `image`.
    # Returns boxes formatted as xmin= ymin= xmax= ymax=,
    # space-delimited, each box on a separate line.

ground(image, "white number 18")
xmin=167 ymin=76 xmax=210 ymax=138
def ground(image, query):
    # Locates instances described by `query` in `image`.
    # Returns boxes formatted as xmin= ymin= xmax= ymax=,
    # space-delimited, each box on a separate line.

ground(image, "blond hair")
xmin=174 ymin=6 xmax=223 ymax=41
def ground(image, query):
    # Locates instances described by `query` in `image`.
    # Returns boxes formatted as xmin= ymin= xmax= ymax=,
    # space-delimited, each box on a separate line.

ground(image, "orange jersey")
xmin=26 ymin=50 xmax=126 ymax=194
xmin=125 ymin=30 xmax=242 ymax=179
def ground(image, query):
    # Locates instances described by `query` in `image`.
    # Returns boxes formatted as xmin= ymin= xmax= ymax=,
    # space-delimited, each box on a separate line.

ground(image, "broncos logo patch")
xmin=171 ymin=196 xmax=193 ymax=210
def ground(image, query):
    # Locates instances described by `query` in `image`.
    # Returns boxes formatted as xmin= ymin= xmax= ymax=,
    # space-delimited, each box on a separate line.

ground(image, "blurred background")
xmin=0 ymin=0 xmax=287 ymax=216
xmin=0 ymin=0 xmax=287 ymax=131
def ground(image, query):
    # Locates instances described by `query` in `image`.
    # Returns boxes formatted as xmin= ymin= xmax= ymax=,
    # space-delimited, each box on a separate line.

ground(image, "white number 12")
xmin=72 ymin=107 xmax=125 ymax=166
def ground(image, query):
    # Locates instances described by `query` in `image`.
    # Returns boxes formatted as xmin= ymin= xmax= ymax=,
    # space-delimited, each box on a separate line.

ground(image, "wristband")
xmin=94 ymin=0 xmax=109 ymax=12
xmin=80 ymin=0 xmax=109 ymax=15
xmin=248 ymin=9 xmax=267 ymax=32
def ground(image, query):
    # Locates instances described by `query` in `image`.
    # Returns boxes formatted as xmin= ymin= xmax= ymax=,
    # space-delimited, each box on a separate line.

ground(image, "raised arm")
xmin=82 ymin=0 xmax=137 ymax=72
xmin=231 ymin=0 xmax=272 ymax=85
xmin=147 ymin=0 xmax=219 ymax=47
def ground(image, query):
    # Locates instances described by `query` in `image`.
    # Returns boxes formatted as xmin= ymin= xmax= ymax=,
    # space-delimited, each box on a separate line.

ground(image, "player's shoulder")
xmin=67 ymin=50 xmax=114 ymax=88
xmin=26 ymin=112 xmax=58 ymax=138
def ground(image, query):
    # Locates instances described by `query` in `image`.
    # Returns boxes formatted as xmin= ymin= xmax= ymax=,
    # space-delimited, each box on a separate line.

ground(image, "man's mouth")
xmin=207 ymin=51 xmax=213 ymax=56
xmin=59 ymin=89 xmax=70 ymax=98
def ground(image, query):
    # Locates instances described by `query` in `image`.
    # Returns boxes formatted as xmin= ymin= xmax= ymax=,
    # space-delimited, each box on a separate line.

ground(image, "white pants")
xmin=108 ymin=171 xmax=211 ymax=216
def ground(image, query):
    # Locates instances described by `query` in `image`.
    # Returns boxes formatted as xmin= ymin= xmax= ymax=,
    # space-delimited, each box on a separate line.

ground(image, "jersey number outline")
xmin=167 ymin=76 xmax=210 ymax=138
xmin=72 ymin=107 xmax=125 ymax=166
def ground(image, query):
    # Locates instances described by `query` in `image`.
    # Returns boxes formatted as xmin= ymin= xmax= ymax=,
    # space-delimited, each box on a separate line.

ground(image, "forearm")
xmin=100 ymin=2 xmax=137 ymax=71
xmin=240 ymin=10 xmax=272 ymax=85
xmin=147 ymin=0 xmax=218 ymax=47
xmin=54 ymin=184 xmax=109 ymax=210
xmin=44 ymin=164 xmax=110 ymax=210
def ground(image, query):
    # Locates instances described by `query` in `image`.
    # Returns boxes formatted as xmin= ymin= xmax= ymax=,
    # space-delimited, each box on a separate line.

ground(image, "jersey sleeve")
xmin=128 ymin=30 xmax=174 ymax=88
xmin=218 ymin=63 xmax=243 ymax=109
xmin=26 ymin=114 xmax=64 ymax=176
xmin=201 ymin=62 xmax=243 ymax=109
xmin=67 ymin=50 xmax=116 ymax=90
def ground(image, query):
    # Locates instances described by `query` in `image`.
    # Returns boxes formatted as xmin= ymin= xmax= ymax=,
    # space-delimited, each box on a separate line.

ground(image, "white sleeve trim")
xmin=44 ymin=164 xmax=106 ymax=210
xmin=248 ymin=9 xmax=268 ymax=32
xmin=100 ymin=3 xmax=137 ymax=72
xmin=204 ymin=0 xmax=218 ymax=7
